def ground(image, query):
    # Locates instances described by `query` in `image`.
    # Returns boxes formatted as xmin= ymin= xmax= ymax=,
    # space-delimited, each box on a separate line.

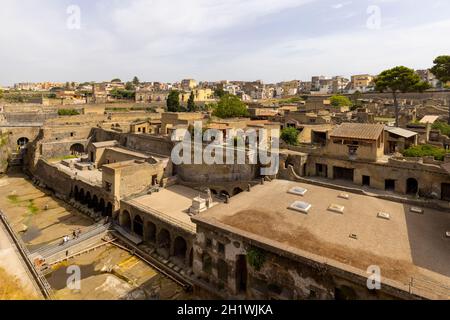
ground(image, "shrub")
xmin=403 ymin=144 xmax=448 ymax=161
xmin=58 ymin=109 xmax=79 ymax=116
xmin=281 ymin=127 xmax=299 ymax=146
xmin=330 ymin=95 xmax=353 ymax=107
xmin=432 ymin=121 xmax=450 ymax=137
xmin=247 ymin=247 xmax=266 ymax=271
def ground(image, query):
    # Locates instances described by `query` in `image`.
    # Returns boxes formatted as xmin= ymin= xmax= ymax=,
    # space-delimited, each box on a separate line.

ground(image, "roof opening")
xmin=338 ymin=193 xmax=349 ymax=200
xmin=288 ymin=187 xmax=308 ymax=196
xmin=377 ymin=212 xmax=391 ymax=220
xmin=288 ymin=201 xmax=312 ymax=214
xmin=410 ymin=207 xmax=424 ymax=214
xmin=328 ymin=204 xmax=345 ymax=214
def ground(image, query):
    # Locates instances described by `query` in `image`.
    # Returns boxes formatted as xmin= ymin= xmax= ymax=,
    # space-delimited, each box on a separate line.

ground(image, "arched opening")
xmin=74 ymin=186 xmax=79 ymax=201
xmin=86 ymin=192 xmax=92 ymax=208
xmin=158 ymin=229 xmax=171 ymax=256
xmin=146 ymin=222 xmax=156 ymax=243
xmin=233 ymin=188 xmax=243 ymax=196
xmin=210 ymin=189 xmax=218 ymax=195
xmin=120 ymin=210 xmax=132 ymax=231
xmin=173 ymin=237 xmax=187 ymax=262
xmin=406 ymin=178 xmax=418 ymax=195
xmin=70 ymin=143 xmax=84 ymax=156
xmin=99 ymin=198 xmax=106 ymax=216
xmin=217 ymin=259 xmax=228 ymax=284
xmin=106 ymin=202 xmax=113 ymax=218
xmin=17 ymin=137 xmax=29 ymax=149
xmin=79 ymin=189 xmax=85 ymax=204
xmin=133 ymin=215 xmax=144 ymax=237
xmin=92 ymin=195 xmax=99 ymax=212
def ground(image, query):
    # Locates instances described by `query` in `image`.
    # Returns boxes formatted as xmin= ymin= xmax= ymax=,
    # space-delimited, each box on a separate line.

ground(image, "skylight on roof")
xmin=377 ymin=212 xmax=391 ymax=220
xmin=288 ymin=187 xmax=308 ymax=196
xmin=338 ymin=193 xmax=349 ymax=200
xmin=410 ymin=207 xmax=424 ymax=214
xmin=328 ymin=204 xmax=345 ymax=214
xmin=288 ymin=201 xmax=312 ymax=214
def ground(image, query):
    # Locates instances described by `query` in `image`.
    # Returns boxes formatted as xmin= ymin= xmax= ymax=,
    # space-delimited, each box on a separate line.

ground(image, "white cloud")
xmin=225 ymin=19 xmax=450 ymax=81
xmin=0 ymin=0 xmax=449 ymax=84
xmin=331 ymin=1 xmax=352 ymax=9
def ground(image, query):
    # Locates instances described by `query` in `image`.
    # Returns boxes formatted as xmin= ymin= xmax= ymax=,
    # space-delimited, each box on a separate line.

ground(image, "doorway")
xmin=236 ymin=255 xmax=248 ymax=294
xmin=385 ymin=179 xmax=395 ymax=192
xmin=362 ymin=175 xmax=371 ymax=187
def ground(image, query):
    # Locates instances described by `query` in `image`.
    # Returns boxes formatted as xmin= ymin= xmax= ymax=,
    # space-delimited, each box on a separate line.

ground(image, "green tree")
xmin=280 ymin=127 xmax=299 ymax=146
xmin=0 ymin=89 xmax=3 ymax=100
xmin=375 ymin=66 xmax=430 ymax=127
xmin=109 ymin=88 xmax=135 ymax=100
xmin=431 ymin=55 xmax=450 ymax=124
xmin=214 ymin=88 xmax=226 ymax=98
xmin=111 ymin=78 xmax=122 ymax=83
xmin=187 ymin=91 xmax=198 ymax=112
xmin=212 ymin=94 xmax=249 ymax=119
xmin=330 ymin=95 xmax=353 ymax=107
xmin=125 ymin=82 xmax=135 ymax=91
xmin=132 ymin=76 xmax=140 ymax=86
xmin=167 ymin=90 xmax=181 ymax=112
xmin=351 ymin=90 xmax=362 ymax=108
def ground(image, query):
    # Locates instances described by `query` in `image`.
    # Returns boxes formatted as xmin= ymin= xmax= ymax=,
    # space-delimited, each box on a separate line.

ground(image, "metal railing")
xmin=126 ymin=200 xmax=197 ymax=234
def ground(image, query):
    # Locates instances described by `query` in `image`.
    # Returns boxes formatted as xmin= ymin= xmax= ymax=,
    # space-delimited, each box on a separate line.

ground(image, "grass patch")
xmin=58 ymin=109 xmax=80 ymax=116
xmin=48 ymin=155 xmax=79 ymax=163
xmin=27 ymin=200 xmax=39 ymax=215
xmin=7 ymin=195 xmax=20 ymax=204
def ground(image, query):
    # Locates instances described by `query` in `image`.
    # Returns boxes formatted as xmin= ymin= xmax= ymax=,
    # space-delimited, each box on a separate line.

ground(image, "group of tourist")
xmin=60 ymin=229 xmax=82 ymax=245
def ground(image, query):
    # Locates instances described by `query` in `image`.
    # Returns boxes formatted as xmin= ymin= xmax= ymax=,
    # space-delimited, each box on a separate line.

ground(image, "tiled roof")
xmin=330 ymin=123 xmax=384 ymax=140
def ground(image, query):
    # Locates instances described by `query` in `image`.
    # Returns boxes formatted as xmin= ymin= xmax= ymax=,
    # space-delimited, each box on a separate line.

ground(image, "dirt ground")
xmin=0 ymin=170 xmax=192 ymax=300
xmin=47 ymin=245 xmax=191 ymax=300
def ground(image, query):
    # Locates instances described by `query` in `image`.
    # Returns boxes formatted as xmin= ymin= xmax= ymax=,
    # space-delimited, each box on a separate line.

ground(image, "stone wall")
xmin=304 ymin=155 xmax=450 ymax=198
xmin=0 ymin=129 xmax=10 ymax=173
xmin=192 ymin=223 xmax=423 ymax=300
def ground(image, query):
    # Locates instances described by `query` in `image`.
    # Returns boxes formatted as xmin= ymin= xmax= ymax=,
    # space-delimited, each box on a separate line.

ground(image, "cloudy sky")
xmin=1 ymin=0 xmax=449 ymax=85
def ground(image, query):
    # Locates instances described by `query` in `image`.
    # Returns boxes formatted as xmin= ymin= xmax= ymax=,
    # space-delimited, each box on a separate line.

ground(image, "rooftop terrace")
xmin=194 ymin=179 xmax=450 ymax=298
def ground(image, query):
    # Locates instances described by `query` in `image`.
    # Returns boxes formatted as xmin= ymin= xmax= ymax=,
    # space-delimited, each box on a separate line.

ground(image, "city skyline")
xmin=1 ymin=0 xmax=450 ymax=86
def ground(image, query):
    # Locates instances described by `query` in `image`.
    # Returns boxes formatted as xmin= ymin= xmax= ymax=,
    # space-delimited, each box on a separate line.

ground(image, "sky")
xmin=1 ymin=0 xmax=450 ymax=86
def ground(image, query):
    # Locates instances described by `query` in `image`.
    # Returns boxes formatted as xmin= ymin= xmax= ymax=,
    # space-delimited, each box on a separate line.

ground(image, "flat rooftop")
xmin=126 ymin=185 xmax=210 ymax=233
xmin=56 ymin=163 xmax=103 ymax=186
xmin=194 ymin=180 xmax=450 ymax=298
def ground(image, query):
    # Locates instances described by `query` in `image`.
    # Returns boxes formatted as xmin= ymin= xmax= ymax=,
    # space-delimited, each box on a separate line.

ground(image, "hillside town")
xmin=0 ymin=55 xmax=449 ymax=301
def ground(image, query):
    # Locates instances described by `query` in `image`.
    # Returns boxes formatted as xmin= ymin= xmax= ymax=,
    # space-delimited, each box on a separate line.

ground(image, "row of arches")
xmin=120 ymin=210 xmax=192 ymax=267
xmin=73 ymin=186 xmax=113 ymax=217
